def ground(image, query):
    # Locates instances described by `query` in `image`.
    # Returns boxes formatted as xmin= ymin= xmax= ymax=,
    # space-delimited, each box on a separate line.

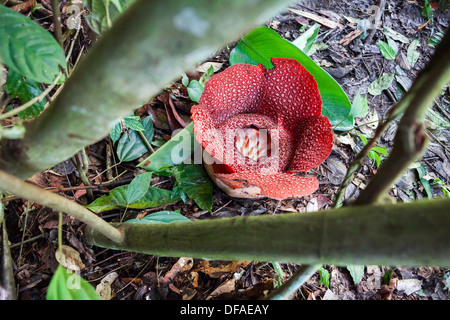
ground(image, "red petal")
xmin=288 ymin=115 xmax=333 ymax=172
xmin=215 ymin=172 xmax=319 ymax=200
xmin=191 ymin=63 xmax=265 ymax=125
xmin=258 ymin=58 xmax=322 ymax=135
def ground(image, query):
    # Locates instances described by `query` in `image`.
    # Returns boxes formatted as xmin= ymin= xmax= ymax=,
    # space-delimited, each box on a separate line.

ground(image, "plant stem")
xmin=0 ymin=170 xmax=124 ymax=244
xmin=74 ymin=149 xmax=94 ymax=201
xmin=51 ymin=0 xmax=63 ymax=48
xmin=85 ymin=197 xmax=450 ymax=267
xmin=334 ymin=28 xmax=450 ymax=207
xmin=267 ymin=264 xmax=322 ymax=300
xmin=354 ymin=29 xmax=450 ymax=205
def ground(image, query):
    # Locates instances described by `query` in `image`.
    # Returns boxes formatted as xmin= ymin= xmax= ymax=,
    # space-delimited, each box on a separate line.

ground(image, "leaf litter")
xmin=2 ymin=0 xmax=450 ymax=300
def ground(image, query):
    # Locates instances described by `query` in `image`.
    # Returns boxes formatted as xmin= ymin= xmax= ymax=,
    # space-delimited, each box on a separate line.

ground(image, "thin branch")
xmin=0 ymin=170 xmax=124 ymax=244
xmin=335 ymin=28 xmax=450 ymax=207
xmin=267 ymin=264 xmax=321 ymax=300
xmin=354 ymin=29 xmax=450 ymax=205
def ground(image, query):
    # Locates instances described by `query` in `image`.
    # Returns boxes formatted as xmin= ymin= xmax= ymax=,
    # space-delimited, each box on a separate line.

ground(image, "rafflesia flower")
xmin=191 ymin=58 xmax=333 ymax=200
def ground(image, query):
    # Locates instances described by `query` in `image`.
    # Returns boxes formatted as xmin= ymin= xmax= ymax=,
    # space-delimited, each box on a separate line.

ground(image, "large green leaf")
xmin=138 ymin=122 xmax=198 ymax=172
xmin=5 ymin=69 xmax=46 ymax=119
xmin=173 ymin=164 xmax=213 ymax=212
xmin=126 ymin=210 xmax=191 ymax=224
xmin=0 ymin=5 xmax=66 ymax=84
xmin=46 ymin=265 xmax=100 ymax=300
xmin=229 ymin=26 xmax=353 ymax=131
xmin=86 ymin=184 xmax=179 ymax=213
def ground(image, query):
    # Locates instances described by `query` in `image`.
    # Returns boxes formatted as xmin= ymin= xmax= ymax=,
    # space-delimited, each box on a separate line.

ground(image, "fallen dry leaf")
xmin=193 ymin=261 xmax=251 ymax=278
xmin=96 ymin=272 xmax=118 ymax=300
xmin=55 ymin=245 xmax=85 ymax=271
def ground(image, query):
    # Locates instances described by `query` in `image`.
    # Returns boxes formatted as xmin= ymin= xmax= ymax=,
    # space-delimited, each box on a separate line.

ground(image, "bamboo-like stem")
xmin=0 ymin=170 xmax=124 ymax=244
xmin=85 ymin=197 xmax=450 ymax=267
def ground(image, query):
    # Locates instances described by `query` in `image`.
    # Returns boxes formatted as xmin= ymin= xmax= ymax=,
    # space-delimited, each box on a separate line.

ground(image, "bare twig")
xmin=0 ymin=170 xmax=124 ymax=243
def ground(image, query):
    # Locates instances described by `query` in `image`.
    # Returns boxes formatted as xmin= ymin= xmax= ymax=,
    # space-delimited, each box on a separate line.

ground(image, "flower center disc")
xmin=234 ymin=127 xmax=271 ymax=161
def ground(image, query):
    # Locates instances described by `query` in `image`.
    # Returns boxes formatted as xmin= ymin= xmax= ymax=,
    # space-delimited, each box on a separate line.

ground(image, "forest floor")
xmin=2 ymin=0 xmax=450 ymax=300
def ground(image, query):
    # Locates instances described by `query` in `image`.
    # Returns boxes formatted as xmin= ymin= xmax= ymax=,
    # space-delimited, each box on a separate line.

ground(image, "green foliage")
xmin=0 ymin=5 xmax=66 ymax=84
xmin=173 ymin=163 xmax=213 ymax=212
xmin=115 ymin=116 xmax=154 ymax=162
xmin=291 ymin=23 xmax=320 ymax=55
xmin=46 ymin=265 xmax=100 ymax=300
xmin=416 ymin=163 xmax=433 ymax=199
xmin=383 ymin=269 xmax=393 ymax=285
xmin=183 ymin=65 xmax=215 ymax=103
xmin=318 ymin=266 xmax=330 ymax=288
xmin=86 ymin=184 xmax=178 ymax=213
xmin=84 ymin=0 xmax=134 ymax=35
xmin=350 ymin=91 xmax=369 ymax=118
xmin=378 ymin=40 xmax=397 ymax=60
xmin=421 ymin=0 xmax=434 ymax=26
xmin=228 ymin=26 xmax=353 ymax=131
xmin=359 ymin=134 xmax=389 ymax=168
xmin=347 ymin=265 xmax=364 ymax=284
xmin=431 ymin=178 xmax=450 ymax=198
xmin=407 ymin=38 xmax=420 ymax=68
xmin=5 ymin=69 xmax=46 ymax=119
xmin=126 ymin=172 xmax=153 ymax=204
xmin=126 ymin=210 xmax=191 ymax=224
xmin=368 ymin=73 xmax=395 ymax=96
xmin=138 ymin=122 xmax=196 ymax=172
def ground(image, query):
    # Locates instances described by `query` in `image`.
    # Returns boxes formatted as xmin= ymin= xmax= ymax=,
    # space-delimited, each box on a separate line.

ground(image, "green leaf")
xmin=123 ymin=115 xmax=145 ymax=131
xmin=383 ymin=269 xmax=393 ymax=285
xmin=46 ymin=265 xmax=100 ymax=300
xmin=138 ymin=122 xmax=197 ymax=172
xmin=0 ymin=5 xmax=66 ymax=84
xmin=84 ymin=0 xmax=134 ymax=34
xmin=187 ymin=80 xmax=204 ymax=103
xmin=199 ymin=65 xmax=215 ymax=86
xmin=125 ymin=210 xmax=191 ymax=224
xmin=371 ymin=146 xmax=388 ymax=155
xmin=291 ymin=23 xmax=320 ymax=55
xmin=109 ymin=121 xmax=122 ymax=144
xmin=318 ymin=266 xmax=330 ymax=289
xmin=407 ymin=38 xmax=420 ymax=68
xmin=378 ymin=40 xmax=396 ymax=60
xmin=421 ymin=0 xmax=434 ymax=25
xmin=174 ymin=164 xmax=213 ymax=212
xmin=116 ymin=116 xmax=154 ymax=162
xmin=382 ymin=26 xmax=410 ymax=44
xmin=350 ymin=91 xmax=369 ymax=118
xmin=126 ymin=172 xmax=152 ymax=204
xmin=5 ymin=69 xmax=46 ymax=119
xmin=416 ymin=163 xmax=432 ymax=199
xmin=228 ymin=26 xmax=353 ymax=131
xmin=86 ymin=184 xmax=179 ymax=213
xmin=368 ymin=73 xmax=395 ymax=96
xmin=347 ymin=265 xmax=365 ymax=284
